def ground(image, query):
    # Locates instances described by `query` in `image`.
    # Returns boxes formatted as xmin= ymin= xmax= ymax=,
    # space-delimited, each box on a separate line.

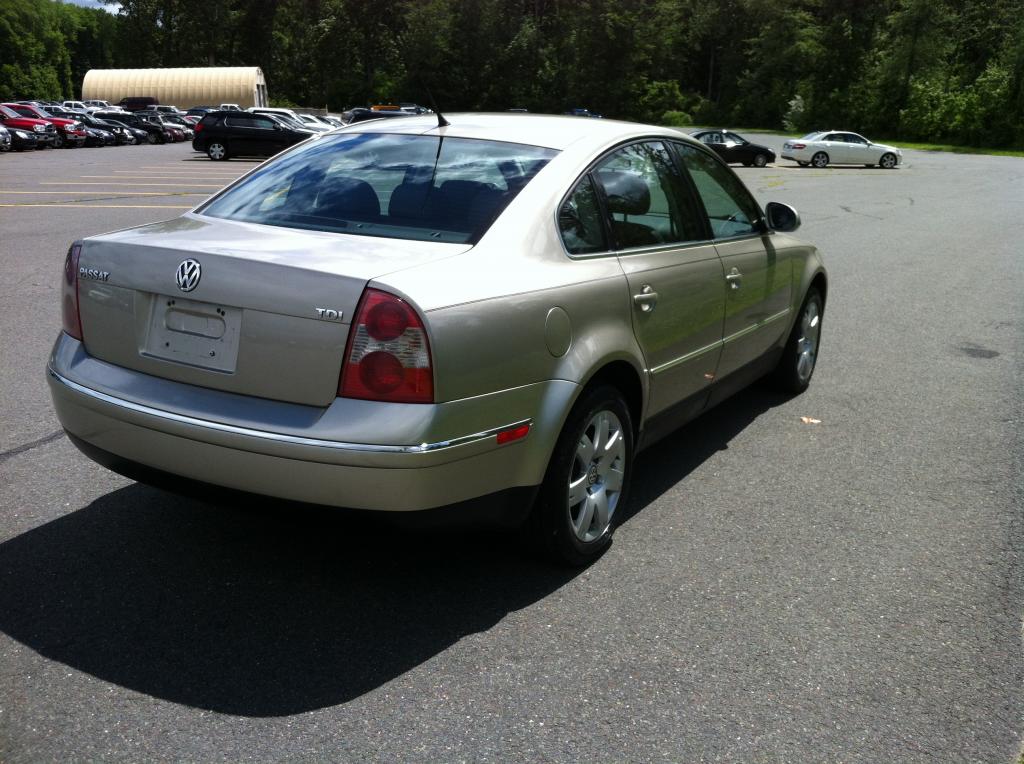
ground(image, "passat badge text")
xmin=79 ymin=267 xmax=110 ymax=282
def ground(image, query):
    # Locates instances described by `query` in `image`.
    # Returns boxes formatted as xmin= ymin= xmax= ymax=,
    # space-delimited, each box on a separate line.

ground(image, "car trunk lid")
xmin=75 ymin=214 xmax=470 ymax=406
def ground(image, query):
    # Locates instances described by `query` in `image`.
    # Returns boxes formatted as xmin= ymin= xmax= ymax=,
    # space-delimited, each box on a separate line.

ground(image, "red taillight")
xmin=194 ymin=123 xmax=204 ymax=133
xmin=339 ymin=288 xmax=433 ymax=403
xmin=61 ymin=243 xmax=82 ymax=340
xmin=792 ymin=143 xmax=806 ymax=150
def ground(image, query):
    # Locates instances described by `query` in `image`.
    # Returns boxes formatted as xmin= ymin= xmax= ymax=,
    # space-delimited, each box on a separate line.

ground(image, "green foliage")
xmin=1 ymin=0 xmax=1021 ymax=148
xmin=660 ymin=110 xmax=692 ymax=127
xmin=639 ymin=80 xmax=685 ymax=124
xmin=783 ymin=94 xmax=806 ymax=133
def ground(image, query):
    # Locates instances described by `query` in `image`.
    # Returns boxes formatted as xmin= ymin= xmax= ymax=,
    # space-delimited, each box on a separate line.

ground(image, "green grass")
xmin=877 ymin=140 xmax=1024 ymax=158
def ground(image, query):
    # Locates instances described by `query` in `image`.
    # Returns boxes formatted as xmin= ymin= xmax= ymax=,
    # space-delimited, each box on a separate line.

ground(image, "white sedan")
xmin=782 ymin=131 xmax=902 ymax=169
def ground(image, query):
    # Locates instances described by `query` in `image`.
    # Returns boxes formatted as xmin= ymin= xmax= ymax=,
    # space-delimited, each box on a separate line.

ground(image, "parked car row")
xmin=0 ymin=100 xmax=199 ymax=152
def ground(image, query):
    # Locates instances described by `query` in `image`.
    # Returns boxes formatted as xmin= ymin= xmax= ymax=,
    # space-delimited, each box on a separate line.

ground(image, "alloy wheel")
xmin=795 ymin=299 xmax=822 ymax=384
xmin=568 ymin=409 xmax=626 ymax=543
xmin=208 ymin=143 xmax=226 ymax=160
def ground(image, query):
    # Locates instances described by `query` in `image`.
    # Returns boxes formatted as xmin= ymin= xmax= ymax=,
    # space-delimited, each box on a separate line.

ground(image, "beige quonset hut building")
xmin=82 ymin=67 xmax=268 ymax=109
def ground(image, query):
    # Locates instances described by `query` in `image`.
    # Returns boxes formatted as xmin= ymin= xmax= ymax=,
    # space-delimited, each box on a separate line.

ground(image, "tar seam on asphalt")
xmin=0 ymin=430 xmax=65 ymax=465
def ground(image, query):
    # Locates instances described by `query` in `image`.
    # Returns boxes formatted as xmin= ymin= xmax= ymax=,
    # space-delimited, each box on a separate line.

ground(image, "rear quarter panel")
xmin=376 ymin=146 xmax=649 ymax=408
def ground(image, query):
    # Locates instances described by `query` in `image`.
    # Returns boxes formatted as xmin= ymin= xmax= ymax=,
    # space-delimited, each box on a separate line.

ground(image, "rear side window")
xmin=200 ymin=133 xmax=557 ymax=244
xmin=559 ymin=175 xmax=607 ymax=255
xmin=591 ymin=141 xmax=705 ymax=249
xmin=199 ymin=114 xmax=218 ymax=127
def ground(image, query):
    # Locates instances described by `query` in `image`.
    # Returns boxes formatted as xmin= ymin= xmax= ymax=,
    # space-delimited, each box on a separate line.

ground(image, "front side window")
xmin=674 ymin=143 xmax=762 ymax=239
xmin=200 ymin=132 xmax=557 ymax=244
xmin=592 ymin=141 xmax=704 ymax=249
xmin=699 ymin=132 xmax=723 ymax=145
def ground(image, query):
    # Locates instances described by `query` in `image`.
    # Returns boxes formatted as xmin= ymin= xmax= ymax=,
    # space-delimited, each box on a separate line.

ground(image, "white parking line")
xmin=40 ymin=182 xmax=223 ymax=188
xmin=0 ymin=190 xmax=207 ymax=196
xmin=0 ymin=203 xmax=193 ymax=209
xmin=79 ymin=175 xmax=237 ymax=181
xmin=111 ymin=170 xmax=241 ymax=176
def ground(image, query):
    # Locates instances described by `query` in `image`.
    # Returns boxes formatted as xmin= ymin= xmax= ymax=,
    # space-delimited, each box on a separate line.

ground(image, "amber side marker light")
xmin=496 ymin=423 xmax=531 ymax=445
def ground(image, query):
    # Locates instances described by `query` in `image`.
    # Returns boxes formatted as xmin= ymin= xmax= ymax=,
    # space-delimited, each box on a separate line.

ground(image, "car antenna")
xmin=423 ymin=83 xmax=449 ymax=128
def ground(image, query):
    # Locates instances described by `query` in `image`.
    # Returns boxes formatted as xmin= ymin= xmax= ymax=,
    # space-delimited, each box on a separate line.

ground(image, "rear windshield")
xmin=199 ymin=132 xmax=558 ymax=244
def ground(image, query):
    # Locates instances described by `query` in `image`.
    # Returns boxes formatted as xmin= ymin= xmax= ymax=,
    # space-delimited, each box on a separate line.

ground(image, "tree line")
xmin=2 ymin=0 xmax=1022 ymax=147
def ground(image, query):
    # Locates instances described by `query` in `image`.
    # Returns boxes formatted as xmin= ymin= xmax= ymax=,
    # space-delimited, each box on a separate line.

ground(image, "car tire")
xmin=811 ymin=151 xmax=829 ymax=168
xmin=879 ymin=152 xmax=898 ymax=169
xmin=207 ymin=142 xmax=229 ymax=161
xmin=146 ymin=132 xmax=157 ymax=145
xmin=753 ymin=153 xmax=769 ymax=167
xmin=769 ymin=287 xmax=824 ymax=395
xmin=530 ymin=385 xmax=633 ymax=567
xmin=52 ymin=133 xmax=64 ymax=149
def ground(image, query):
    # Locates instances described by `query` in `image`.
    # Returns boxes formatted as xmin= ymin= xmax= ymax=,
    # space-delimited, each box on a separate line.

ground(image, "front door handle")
xmin=725 ymin=267 xmax=742 ymax=289
xmin=633 ymin=284 xmax=658 ymax=312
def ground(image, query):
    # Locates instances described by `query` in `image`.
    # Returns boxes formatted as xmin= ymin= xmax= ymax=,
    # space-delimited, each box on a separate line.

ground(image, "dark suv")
xmin=192 ymin=111 xmax=314 ymax=160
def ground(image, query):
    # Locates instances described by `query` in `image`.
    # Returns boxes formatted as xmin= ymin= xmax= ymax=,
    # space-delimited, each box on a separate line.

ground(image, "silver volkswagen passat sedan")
xmin=48 ymin=114 xmax=827 ymax=565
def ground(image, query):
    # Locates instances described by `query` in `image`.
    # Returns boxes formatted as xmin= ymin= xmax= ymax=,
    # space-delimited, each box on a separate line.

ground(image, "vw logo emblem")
xmin=175 ymin=259 xmax=201 ymax=292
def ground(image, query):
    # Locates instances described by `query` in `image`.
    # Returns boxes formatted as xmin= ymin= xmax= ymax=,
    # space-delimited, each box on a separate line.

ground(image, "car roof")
xmin=340 ymin=112 xmax=693 ymax=151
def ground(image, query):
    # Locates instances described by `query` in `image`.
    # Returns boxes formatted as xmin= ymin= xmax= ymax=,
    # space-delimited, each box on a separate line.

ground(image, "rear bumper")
xmin=48 ymin=333 xmax=575 ymax=512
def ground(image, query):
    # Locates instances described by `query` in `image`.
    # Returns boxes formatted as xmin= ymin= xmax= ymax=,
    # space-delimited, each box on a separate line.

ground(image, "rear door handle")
xmin=725 ymin=267 xmax=742 ymax=289
xmin=633 ymin=285 xmax=658 ymax=312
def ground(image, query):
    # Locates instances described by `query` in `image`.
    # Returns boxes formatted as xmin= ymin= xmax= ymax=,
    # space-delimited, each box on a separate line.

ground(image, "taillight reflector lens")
xmin=496 ymin=423 xmax=531 ymax=445
xmin=61 ymin=243 xmax=82 ymax=340
xmin=792 ymin=143 xmax=806 ymax=150
xmin=339 ymin=288 xmax=433 ymax=403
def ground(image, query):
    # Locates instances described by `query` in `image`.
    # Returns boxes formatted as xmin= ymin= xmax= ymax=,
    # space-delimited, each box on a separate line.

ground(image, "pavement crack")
xmin=0 ymin=430 xmax=65 ymax=465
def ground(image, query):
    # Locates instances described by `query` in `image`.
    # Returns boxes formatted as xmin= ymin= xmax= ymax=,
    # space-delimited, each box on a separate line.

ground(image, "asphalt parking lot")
xmin=1 ymin=137 xmax=1021 ymax=762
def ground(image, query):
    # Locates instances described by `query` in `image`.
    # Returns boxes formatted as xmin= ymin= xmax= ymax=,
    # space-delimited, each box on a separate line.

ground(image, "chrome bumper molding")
xmin=48 ymin=366 xmax=530 ymax=455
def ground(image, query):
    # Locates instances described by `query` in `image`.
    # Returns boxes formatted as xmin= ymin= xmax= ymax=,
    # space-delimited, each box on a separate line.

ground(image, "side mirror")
xmin=765 ymin=201 xmax=800 ymax=232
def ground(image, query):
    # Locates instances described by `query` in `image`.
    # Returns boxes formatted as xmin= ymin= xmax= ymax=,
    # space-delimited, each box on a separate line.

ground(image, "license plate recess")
xmin=143 ymin=295 xmax=241 ymax=372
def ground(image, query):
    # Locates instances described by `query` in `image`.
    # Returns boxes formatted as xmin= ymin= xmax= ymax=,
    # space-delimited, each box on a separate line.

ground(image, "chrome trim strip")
xmin=48 ymin=366 xmax=530 ymax=455
xmin=721 ymin=307 xmax=791 ymax=345
xmin=649 ymin=307 xmax=791 ymax=375
xmin=650 ymin=339 xmax=723 ymax=375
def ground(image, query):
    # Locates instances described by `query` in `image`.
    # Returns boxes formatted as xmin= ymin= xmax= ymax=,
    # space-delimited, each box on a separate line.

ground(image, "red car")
xmin=0 ymin=104 xmax=56 ymax=148
xmin=3 ymin=103 xmax=86 ymax=148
